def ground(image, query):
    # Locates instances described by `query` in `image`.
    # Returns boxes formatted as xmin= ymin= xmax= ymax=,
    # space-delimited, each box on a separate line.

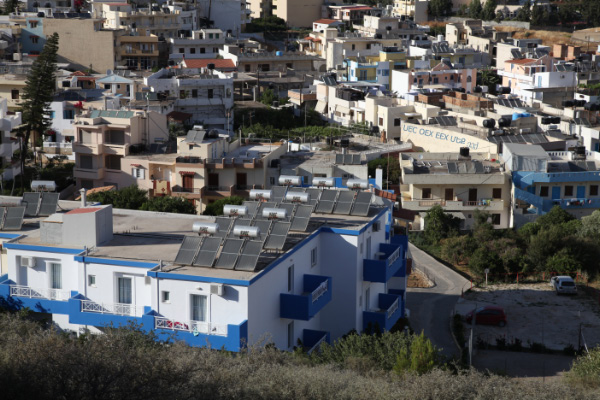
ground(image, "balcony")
xmin=69 ymin=295 xmax=149 ymax=328
xmin=363 ymin=241 xmax=405 ymax=283
xmin=73 ymin=142 xmax=102 ymax=154
xmin=402 ymin=198 xmax=505 ymax=211
xmin=80 ymin=299 xmax=145 ymax=317
xmin=74 ymin=167 xmax=105 ymax=181
xmin=363 ymin=292 xmax=403 ymax=332
xmin=202 ymin=185 xmax=234 ymax=197
xmin=303 ymin=329 xmax=330 ymax=354
xmin=103 ymin=143 xmax=129 ymax=156
xmin=171 ymin=186 xmax=202 ymax=199
xmin=280 ymin=274 xmax=332 ymax=321
xmin=176 ymin=156 xmax=204 ymax=165
xmin=0 ymin=280 xmax=74 ymax=314
xmin=153 ymin=316 xmax=248 ymax=351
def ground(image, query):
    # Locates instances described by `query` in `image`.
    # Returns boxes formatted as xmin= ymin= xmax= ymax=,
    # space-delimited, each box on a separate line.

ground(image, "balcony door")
xmin=118 ymin=277 xmax=132 ymax=304
xmin=236 ymin=173 xmax=247 ymax=190
xmin=190 ymin=294 xmax=207 ymax=322
xmin=208 ymin=173 xmax=219 ymax=190
xmin=444 ymin=188 xmax=454 ymax=201
xmin=182 ymin=175 xmax=194 ymax=191
xmin=468 ymin=188 xmax=477 ymax=203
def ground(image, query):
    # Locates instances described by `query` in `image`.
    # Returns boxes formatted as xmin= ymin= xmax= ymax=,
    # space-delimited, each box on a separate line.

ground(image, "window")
xmin=351 ymin=44 xmax=355 ymax=50
xmin=226 ymin=88 xmax=231 ymax=97
xmin=188 ymin=144 xmax=193 ymax=150
xmin=245 ymin=64 xmax=251 ymax=72
xmin=260 ymin=64 xmax=270 ymax=71
xmin=105 ymin=155 xmax=122 ymax=170
xmin=191 ymin=294 xmax=207 ymax=321
xmin=565 ymin=185 xmax=573 ymax=197
xmin=540 ymin=186 xmax=549 ymax=197
xmin=88 ymin=275 xmax=96 ymax=287
xmin=366 ymin=237 xmax=371 ymax=260
xmin=81 ymin=179 xmax=93 ymax=189
xmin=190 ymin=48 xmax=196 ymax=54
xmin=215 ymin=33 xmax=220 ymax=39
xmin=49 ymin=111 xmax=55 ymax=119
xmin=366 ymin=43 xmax=371 ymax=49
xmin=311 ymin=247 xmax=317 ymax=267
xmin=287 ymin=265 xmax=294 ymax=292
xmin=269 ymin=177 xmax=275 ymax=185
xmin=192 ymin=89 xmax=198 ymax=98
xmin=209 ymin=33 xmax=213 ymax=39
xmin=132 ymin=168 xmax=145 ymax=179
xmin=79 ymin=155 xmax=93 ymax=169
xmin=180 ymin=90 xmax=186 ymax=99
xmin=105 ymin=130 xmax=125 ymax=145
xmin=287 ymin=321 xmax=294 ymax=348
xmin=422 ymin=188 xmax=432 ymax=199
xmin=63 ymin=109 xmax=75 ymax=120
xmin=591 ymin=185 xmax=599 ymax=196
xmin=364 ymin=287 xmax=370 ymax=311
xmin=50 ymin=263 xmax=62 ymax=289
xmin=118 ymin=277 xmax=132 ymax=304
xmin=208 ymin=89 xmax=214 ymax=98
xmin=11 ymin=89 xmax=19 ymax=100
xmin=162 ymin=291 xmax=170 ymax=303
xmin=213 ymin=47 xmax=219 ymax=53
xmin=31 ymin=36 xmax=39 ymax=44
xmin=394 ymin=118 xmax=401 ymax=126
xmin=179 ymin=48 xmax=185 ymax=53
xmin=492 ymin=188 xmax=502 ymax=199
xmin=379 ymin=117 xmax=383 ymax=126
xmin=491 ymin=214 xmax=501 ymax=225
xmin=104 ymin=84 xmax=111 ymax=90
xmin=200 ymin=47 xmax=206 ymax=54
xmin=30 ymin=21 xmax=38 ymax=28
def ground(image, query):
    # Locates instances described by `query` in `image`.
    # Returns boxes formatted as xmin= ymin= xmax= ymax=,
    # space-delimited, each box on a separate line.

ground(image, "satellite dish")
xmin=106 ymin=69 xmax=113 ymax=76
xmin=419 ymin=154 xmax=423 ymax=159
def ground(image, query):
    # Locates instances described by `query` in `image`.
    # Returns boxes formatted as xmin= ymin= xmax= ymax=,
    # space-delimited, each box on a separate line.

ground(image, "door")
xmin=552 ymin=186 xmax=561 ymax=200
xmin=118 ymin=277 xmax=132 ymax=304
xmin=365 ymin=288 xmax=370 ymax=311
xmin=191 ymin=294 xmax=207 ymax=322
xmin=182 ymin=175 xmax=194 ymax=191
xmin=577 ymin=186 xmax=586 ymax=198
xmin=208 ymin=173 xmax=219 ymax=190
xmin=236 ymin=173 xmax=247 ymax=190
xmin=444 ymin=188 xmax=454 ymax=201
xmin=468 ymin=188 xmax=477 ymax=203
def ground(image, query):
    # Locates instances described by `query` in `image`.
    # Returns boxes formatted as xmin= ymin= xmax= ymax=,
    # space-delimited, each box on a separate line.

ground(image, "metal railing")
xmin=311 ymin=280 xmax=328 ymax=303
xmin=418 ymin=199 xmax=446 ymax=207
xmin=307 ymin=334 xmax=327 ymax=355
xmin=154 ymin=317 xmax=228 ymax=336
xmin=387 ymin=298 xmax=399 ymax=320
xmin=387 ymin=248 xmax=400 ymax=268
xmin=80 ymin=300 xmax=145 ymax=317
xmin=10 ymin=285 xmax=71 ymax=301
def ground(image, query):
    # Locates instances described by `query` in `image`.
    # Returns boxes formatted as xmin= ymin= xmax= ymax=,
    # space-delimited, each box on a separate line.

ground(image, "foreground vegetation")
xmin=411 ymin=206 xmax=600 ymax=281
xmin=87 ymin=185 xmax=196 ymax=214
xmin=0 ymin=312 xmax=598 ymax=400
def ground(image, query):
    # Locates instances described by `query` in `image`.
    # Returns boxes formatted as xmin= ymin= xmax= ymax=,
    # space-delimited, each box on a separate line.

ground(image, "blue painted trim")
xmin=75 ymin=256 xmax=158 ymax=269
xmin=3 ymin=243 xmax=85 ymax=254
xmin=280 ymin=275 xmax=332 ymax=321
xmin=148 ymin=270 xmax=250 ymax=286
xmin=0 ymin=233 xmax=20 ymax=239
xmin=0 ymin=280 xmax=73 ymax=314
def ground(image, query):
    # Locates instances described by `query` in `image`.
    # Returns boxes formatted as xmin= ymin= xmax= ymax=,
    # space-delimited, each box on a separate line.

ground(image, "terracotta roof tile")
xmin=182 ymin=58 xmax=236 ymax=70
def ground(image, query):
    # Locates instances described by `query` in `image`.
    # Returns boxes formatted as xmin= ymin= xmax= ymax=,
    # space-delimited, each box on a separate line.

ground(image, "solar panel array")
xmin=496 ymin=98 xmax=525 ymax=108
xmin=173 ymin=183 xmax=374 ymax=272
xmin=23 ymin=192 xmax=41 ymax=217
xmin=434 ymin=116 xmax=457 ymax=126
xmin=335 ymin=154 xmax=362 ymax=165
xmin=488 ymin=133 xmax=548 ymax=145
xmin=0 ymin=206 xmax=25 ymax=231
xmin=573 ymin=118 xmax=591 ymax=127
xmin=38 ymin=193 xmax=60 ymax=217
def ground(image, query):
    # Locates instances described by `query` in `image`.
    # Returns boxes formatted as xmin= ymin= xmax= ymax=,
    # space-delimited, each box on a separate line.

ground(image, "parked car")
xmin=465 ymin=306 xmax=507 ymax=327
xmin=550 ymin=276 xmax=577 ymax=295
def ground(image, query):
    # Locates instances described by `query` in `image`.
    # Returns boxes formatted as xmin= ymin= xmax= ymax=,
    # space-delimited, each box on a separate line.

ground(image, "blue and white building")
xmin=0 ymin=185 xmax=408 ymax=352
xmin=503 ymin=143 xmax=600 ymax=224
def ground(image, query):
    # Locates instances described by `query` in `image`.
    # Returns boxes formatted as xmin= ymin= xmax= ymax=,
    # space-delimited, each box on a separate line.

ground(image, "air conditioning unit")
xmin=210 ymin=283 xmax=224 ymax=296
xmin=21 ymin=256 xmax=35 ymax=268
xmin=372 ymin=221 xmax=381 ymax=232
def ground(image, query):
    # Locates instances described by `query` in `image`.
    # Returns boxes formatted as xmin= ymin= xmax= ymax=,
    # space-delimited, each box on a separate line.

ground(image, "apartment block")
xmin=0 ymin=98 xmax=22 ymax=180
xmin=72 ymin=110 xmax=169 ymax=190
xmin=0 ymin=184 xmax=408 ymax=351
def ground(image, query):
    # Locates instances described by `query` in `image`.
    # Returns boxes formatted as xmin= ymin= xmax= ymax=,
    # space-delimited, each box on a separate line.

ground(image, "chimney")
xmin=79 ymin=188 xmax=87 ymax=207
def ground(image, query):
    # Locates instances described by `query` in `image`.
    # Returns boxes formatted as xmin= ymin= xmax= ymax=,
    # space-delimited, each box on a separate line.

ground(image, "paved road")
xmin=406 ymin=243 xmax=470 ymax=359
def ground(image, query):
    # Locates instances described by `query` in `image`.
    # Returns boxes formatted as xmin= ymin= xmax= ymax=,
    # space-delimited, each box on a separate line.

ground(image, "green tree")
xmin=469 ymin=246 xmax=503 ymax=276
xmin=440 ymin=235 xmax=478 ymax=265
xmin=367 ymin=157 xmax=400 ymax=187
xmin=579 ymin=210 xmax=600 ymax=241
xmin=482 ymin=0 xmax=497 ymax=20
xmin=2 ymin=0 xmax=21 ymax=14
xmin=140 ymin=196 xmax=196 ymax=214
xmin=546 ymin=248 xmax=582 ymax=273
xmin=469 ymin=0 xmax=483 ymax=18
xmin=428 ymin=0 xmax=452 ymax=18
xmin=394 ymin=331 xmax=438 ymax=375
xmin=536 ymin=205 xmax=574 ymax=228
xmin=479 ymin=68 xmax=500 ymax=94
xmin=87 ymin=185 xmax=148 ymax=210
xmin=260 ymin=88 xmax=277 ymax=106
xmin=20 ymin=33 xmax=60 ymax=187
xmin=516 ymin=0 xmax=531 ymax=21
xmin=203 ymin=196 xmax=244 ymax=216
xmin=530 ymin=2 xmax=544 ymax=25
xmin=423 ymin=205 xmax=461 ymax=245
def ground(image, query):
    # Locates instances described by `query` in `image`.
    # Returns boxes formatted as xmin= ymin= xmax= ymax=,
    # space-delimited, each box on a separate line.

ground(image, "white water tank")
xmin=192 ymin=222 xmax=219 ymax=235
xmin=223 ymin=205 xmax=248 ymax=217
xmin=233 ymin=225 xmax=260 ymax=237
xmin=312 ymin=177 xmax=335 ymax=187
xmin=285 ymin=192 xmax=310 ymax=203
xmin=262 ymin=208 xmax=287 ymax=219
xmin=346 ymin=179 xmax=369 ymax=189
xmin=278 ymin=175 xmax=302 ymax=186
xmin=249 ymin=189 xmax=272 ymax=200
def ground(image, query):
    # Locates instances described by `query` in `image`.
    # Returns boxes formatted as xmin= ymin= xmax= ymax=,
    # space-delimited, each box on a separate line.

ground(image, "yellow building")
xmin=0 ymin=74 xmax=27 ymax=112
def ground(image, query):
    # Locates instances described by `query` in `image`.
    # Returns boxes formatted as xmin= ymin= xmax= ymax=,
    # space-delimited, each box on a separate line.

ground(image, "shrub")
xmin=566 ymin=347 xmax=600 ymax=388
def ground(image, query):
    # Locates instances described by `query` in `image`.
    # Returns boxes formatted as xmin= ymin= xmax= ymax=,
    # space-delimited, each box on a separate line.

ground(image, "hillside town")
xmin=1 ymin=0 xmax=600 ymax=395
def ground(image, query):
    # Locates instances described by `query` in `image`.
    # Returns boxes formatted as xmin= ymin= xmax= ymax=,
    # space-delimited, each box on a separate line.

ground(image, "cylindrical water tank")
xmin=262 ymin=208 xmax=287 ymax=219
xmin=223 ymin=205 xmax=248 ymax=217
xmin=279 ymin=175 xmax=302 ymax=186
xmin=233 ymin=225 xmax=260 ymax=238
xmin=192 ymin=222 xmax=219 ymax=235
xmin=285 ymin=192 xmax=310 ymax=203
xmin=346 ymin=179 xmax=369 ymax=189
xmin=250 ymin=189 xmax=272 ymax=200
xmin=313 ymin=177 xmax=335 ymax=187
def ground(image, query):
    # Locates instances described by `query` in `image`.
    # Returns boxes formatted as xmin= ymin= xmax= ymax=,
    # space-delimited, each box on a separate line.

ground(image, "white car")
xmin=550 ymin=276 xmax=577 ymax=295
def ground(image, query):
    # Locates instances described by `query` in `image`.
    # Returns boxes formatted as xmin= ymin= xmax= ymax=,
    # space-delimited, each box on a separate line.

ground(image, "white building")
xmin=0 ymin=185 xmax=408 ymax=352
xmin=145 ymin=67 xmax=234 ymax=131
xmin=0 ymin=98 xmax=21 ymax=180
xmin=168 ymin=29 xmax=226 ymax=60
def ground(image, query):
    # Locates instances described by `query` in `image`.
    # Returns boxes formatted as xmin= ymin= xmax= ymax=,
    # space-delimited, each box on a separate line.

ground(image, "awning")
xmin=130 ymin=163 xmax=141 ymax=167
xmin=179 ymin=171 xmax=195 ymax=176
xmin=315 ymin=101 xmax=327 ymax=114
xmin=335 ymin=105 xmax=351 ymax=114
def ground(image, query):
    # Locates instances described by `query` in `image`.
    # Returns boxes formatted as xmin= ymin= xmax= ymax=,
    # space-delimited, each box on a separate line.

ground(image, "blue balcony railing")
xmin=303 ymin=329 xmax=330 ymax=354
xmin=280 ymin=274 xmax=332 ymax=321
xmin=363 ymin=292 xmax=403 ymax=332
xmin=363 ymin=241 xmax=405 ymax=283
